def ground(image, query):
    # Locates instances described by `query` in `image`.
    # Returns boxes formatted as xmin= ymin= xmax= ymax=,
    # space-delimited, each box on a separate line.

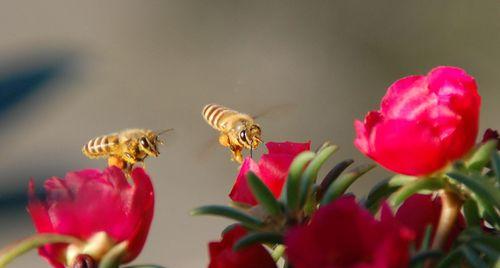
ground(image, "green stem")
xmin=0 ymin=233 xmax=83 ymax=268
xmin=431 ymin=190 xmax=463 ymax=251
xmin=389 ymin=177 xmax=444 ymax=207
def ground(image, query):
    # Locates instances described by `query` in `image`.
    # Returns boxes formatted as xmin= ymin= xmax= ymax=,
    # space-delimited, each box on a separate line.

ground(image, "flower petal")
xmin=208 ymin=226 xmax=276 ymax=268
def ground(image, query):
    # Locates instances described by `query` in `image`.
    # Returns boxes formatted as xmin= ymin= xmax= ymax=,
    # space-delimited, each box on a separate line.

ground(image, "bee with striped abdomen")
xmin=82 ymin=128 xmax=172 ymax=171
xmin=202 ymin=104 xmax=262 ymax=163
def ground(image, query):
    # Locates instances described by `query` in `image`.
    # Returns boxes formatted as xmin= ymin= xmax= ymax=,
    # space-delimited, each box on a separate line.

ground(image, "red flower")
xmin=208 ymin=226 xmax=276 ymax=268
xmin=355 ymin=66 xmax=481 ymax=175
xmin=229 ymin=141 xmax=310 ymax=205
xmin=285 ymin=196 xmax=414 ymax=268
xmin=395 ymin=194 xmax=464 ymax=251
xmin=27 ymin=167 xmax=154 ymax=267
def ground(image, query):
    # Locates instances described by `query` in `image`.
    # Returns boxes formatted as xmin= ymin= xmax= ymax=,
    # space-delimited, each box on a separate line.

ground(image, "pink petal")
xmin=229 ymin=158 xmax=260 ymax=205
xmin=370 ymin=119 xmax=446 ymax=175
xmin=381 ymin=75 xmax=429 ymax=119
xmin=265 ymin=141 xmax=310 ymax=155
xmin=123 ymin=167 xmax=155 ymax=262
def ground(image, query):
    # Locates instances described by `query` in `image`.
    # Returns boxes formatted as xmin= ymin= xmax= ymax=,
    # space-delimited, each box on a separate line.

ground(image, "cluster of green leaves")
xmin=191 ymin=143 xmax=374 ymax=258
xmin=438 ymin=141 xmax=500 ymax=268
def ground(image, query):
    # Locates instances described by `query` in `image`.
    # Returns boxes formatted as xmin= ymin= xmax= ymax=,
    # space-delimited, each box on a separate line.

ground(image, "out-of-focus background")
xmin=0 ymin=1 xmax=498 ymax=267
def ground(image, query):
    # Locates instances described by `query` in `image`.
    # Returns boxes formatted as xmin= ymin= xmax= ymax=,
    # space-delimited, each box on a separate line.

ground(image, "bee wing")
xmin=251 ymin=103 xmax=297 ymax=120
xmin=197 ymin=136 xmax=221 ymax=161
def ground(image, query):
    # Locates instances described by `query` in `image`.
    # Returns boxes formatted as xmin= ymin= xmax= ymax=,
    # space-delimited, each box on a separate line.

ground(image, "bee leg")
xmin=230 ymin=145 xmax=244 ymax=164
xmin=122 ymin=152 xmax=137 ymax=167
xmin=124 ymin=162 xmax=134 ymax=175
xmin=108 ymin=156 xmax=124 ymax=169
xmin=218 ymin=133 xmax=230 ymax=147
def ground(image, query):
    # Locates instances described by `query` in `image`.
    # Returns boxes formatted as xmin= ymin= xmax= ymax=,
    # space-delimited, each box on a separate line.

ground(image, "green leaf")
xmin=436 ymin=247 xmax=462 ymax=268
xmin=471 ymin=242 xmax=500 ymax=263
xmin=461 ymin=245 xmax=488 ymax=268
xmin=467 ymin=140 xmax=498 ymax=171
xmin=99 ymin=241 xmax=128 ymax=268
xmin=447 ymin=172 xmax=500 ymax=209
xmin=0 ymin=234 xmax=83 ymax=268
xmin=299 ymin=145 xmax=338 ymax=207
xmin=321 ymin=164 xmax=375 ymax=205
xmin=420 ymin=225 xmax=433 ymax=251
xmin=389 ymin=177 xmax=445 ymax=207
xmin=247 ymin=172 xmax=283 ymax=217
xmin=389 ymin=174 xmax=418 ymax=186
xmin=463 ymin=199 xmax=481 ymax=227
xmin=221 ymin=223 xmax=240 ymax=235
xmin=409 ymin=250 xmax=443 ymax=267
xmin=469 ymin=234 xmax=500 ymax=251
xmin=492 ymin=152 xmax=500 ymax=182
xmin=191 ymin=205 xmax=264 ymax=229
xmin=364 ymin=178 xmax=401 ymax=212
xmin=233 ymin=232 xmax=283 ymax=251
xmin=284 ymin=151 xmax=316 ymax=210
xmin=317 ymin=159 xmax=354 ymax=200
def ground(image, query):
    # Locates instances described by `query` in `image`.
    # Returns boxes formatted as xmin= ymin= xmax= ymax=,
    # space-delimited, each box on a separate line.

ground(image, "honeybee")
xmin=202 ymin=104 xmax=262 ymax=163
xmin=82 ymin=128 xmax=172 ymax=171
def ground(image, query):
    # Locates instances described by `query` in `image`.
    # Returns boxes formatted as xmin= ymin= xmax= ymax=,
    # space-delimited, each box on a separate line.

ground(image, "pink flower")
xmin=355 ymin=66 xmax=481 ymax=175
xmin=229 ymin=141 xmax=310 ymax=205
xmin=395 ymin=194 xmax=464 ymax=251
xmin=27 ymin=167 xmax=154 ymax=267
xmin=285 ymin=196 xmax=414 ymax=268
xmin=208 ymin=226 xmax=276 ymax=268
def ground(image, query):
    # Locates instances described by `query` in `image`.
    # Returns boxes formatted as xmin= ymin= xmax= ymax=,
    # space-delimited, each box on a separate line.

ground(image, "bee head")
xmin=139 ymin=135 xmax=159 ymax=157
xmin=239 ymin=124 xmax=262 ymax=149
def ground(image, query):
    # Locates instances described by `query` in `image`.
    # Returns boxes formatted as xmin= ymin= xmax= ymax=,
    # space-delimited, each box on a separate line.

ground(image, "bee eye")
xmin=239 ymin=130 xmax=247 ymax=142
xmin=140 ymin=137 xmax=149 ymax=148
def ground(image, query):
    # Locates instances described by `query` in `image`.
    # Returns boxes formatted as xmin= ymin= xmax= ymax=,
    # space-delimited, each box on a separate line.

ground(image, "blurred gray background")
xmin=0 ymin=1 xmax=498 ymax=267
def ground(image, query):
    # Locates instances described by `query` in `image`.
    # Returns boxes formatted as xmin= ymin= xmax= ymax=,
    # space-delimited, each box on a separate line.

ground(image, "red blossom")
xmin=229 ymin=141 xmax=310 ymax=205
xmin=285 ymin=196 xmax=414 ymax=268
xmin=208 ymin=226 xmax=276 ymax=268
xmin=355 ymin=66 xmax=481 ymax=175
xmin=395 ymin=194 xmax=464 ymax=251
xmin=27 ymin=167 xmax=154 ymax=267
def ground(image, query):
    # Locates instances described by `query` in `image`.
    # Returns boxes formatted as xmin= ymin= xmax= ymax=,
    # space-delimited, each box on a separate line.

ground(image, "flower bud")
xmin=355 ymin=66 xmax=480 ymax=175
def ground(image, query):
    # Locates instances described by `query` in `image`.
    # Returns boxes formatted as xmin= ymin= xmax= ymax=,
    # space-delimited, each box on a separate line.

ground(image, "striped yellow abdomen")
xmin=202 ymin=104 xmax=240 ymax=131
xmin=82 ymin=134 xmax=119 ymax=158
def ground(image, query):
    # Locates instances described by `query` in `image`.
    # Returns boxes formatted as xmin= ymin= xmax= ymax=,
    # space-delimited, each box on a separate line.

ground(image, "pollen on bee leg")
xmin=107 ymin=156 xmax=126 ymax=169
xmin=232 ymin=149 xmax=243 ymax=164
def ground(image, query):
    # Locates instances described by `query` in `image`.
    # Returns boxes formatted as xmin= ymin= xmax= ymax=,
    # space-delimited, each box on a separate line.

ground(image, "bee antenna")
xmin=156 ymin=128 xmax=174 ymax=136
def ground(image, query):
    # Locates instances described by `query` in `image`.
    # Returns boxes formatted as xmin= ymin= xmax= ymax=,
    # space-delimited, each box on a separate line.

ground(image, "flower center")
xmin=66 ymin=232 xmax=116 ymax=266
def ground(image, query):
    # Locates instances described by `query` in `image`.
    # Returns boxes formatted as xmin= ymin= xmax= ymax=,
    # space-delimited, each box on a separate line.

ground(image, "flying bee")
xmin=82 ymin=128 xmax=172 ymax=171
xmin=202 ymin=104 xmax=262 ymax=163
